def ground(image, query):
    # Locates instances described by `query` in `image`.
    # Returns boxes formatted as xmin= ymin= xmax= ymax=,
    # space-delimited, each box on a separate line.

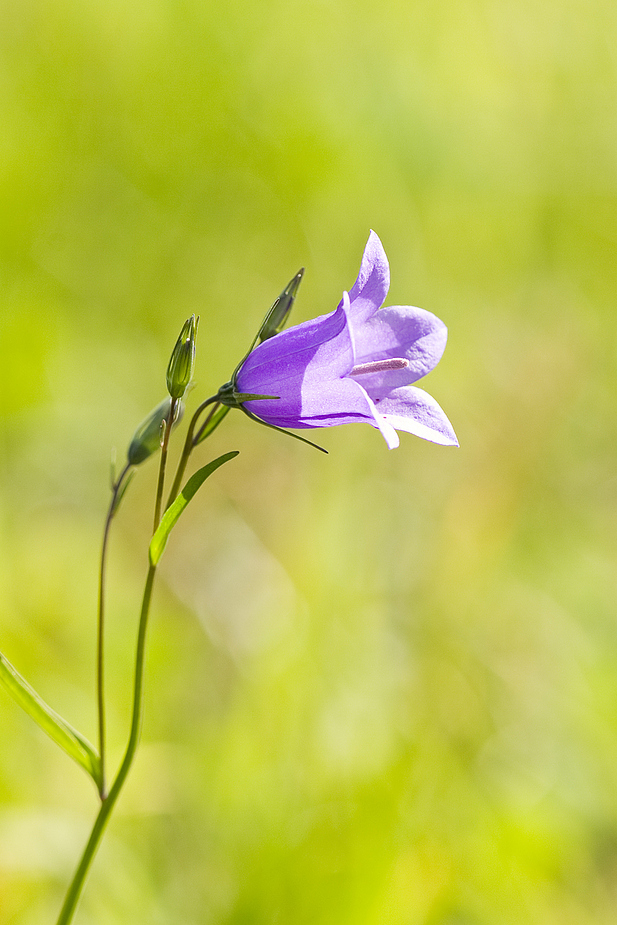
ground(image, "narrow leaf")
xmin=149 ymin=451 xmax=239 ymax=565
xmin=0 ymin=651 xmax=101 ymax=786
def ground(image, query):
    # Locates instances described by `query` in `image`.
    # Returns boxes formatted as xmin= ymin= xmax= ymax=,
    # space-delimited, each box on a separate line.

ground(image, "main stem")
xmin=56 ymin=562 xmax=157 ymax=925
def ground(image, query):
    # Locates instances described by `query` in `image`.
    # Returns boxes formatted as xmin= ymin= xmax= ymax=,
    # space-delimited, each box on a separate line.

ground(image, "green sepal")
xmin=149 ymin=451 xmax=239 ymax=565
xmin=231 ymin=393 xmax=280 ymax=403
xmin=216 ymin=380 xmax=280 ymax=409
xmin=240 ymin=405 xmax=327 ymax=453
xmin=0 ymin=651 xmax=101 ymax=787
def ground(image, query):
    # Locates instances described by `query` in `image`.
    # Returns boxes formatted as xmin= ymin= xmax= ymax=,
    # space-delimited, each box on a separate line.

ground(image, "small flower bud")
xmin=127 ymin=398 xmax=184 ymax=466
xmin=166 ymin=315 xmax=198 ymax=399
xmin=258 ymin=269 xmax=304 ymax=343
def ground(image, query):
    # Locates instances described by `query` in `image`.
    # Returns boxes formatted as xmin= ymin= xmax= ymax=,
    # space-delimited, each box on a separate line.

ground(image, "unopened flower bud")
xmin=258 ymin=269 xmax=304 ymax=343
xmin=127 ymin=398 xmax=184 ymax=466
xmin=167 ymin=315 xmax=198 ymax=399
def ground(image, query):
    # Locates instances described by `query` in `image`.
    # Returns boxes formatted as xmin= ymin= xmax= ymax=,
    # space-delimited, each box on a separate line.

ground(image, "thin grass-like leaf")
xmin=0 ymin=652 xmax=101 ymax=786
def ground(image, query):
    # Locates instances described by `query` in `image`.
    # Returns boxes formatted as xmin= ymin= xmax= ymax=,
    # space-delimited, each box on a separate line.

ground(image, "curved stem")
xmin=165 ymin=395 xmax=219 ymax=509
xmin=97 ymin=462 xmax=131 ymax=799
xmin=192 ymin=400 xmax=222 ymax=446
xmin=56 ymin=563 xmax=157 ymax=925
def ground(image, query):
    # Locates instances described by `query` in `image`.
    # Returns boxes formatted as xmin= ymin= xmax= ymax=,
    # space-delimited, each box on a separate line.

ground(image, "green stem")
xmin=166 ymin=395 xmax=218 ymax=509
xmin=97 ymin=463 xmax=131 ymax=800
xmin=56 ymin=562 xmax=157 ymax=925
xmin=192 ymin=400 xmax=221 ymax=445
xmin=152 ymin=398 xmax=177 ymax=531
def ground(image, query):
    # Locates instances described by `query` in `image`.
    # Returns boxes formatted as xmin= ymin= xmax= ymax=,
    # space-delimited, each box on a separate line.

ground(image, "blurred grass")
xmin=1 ymin=0 xmax=616 ymax=922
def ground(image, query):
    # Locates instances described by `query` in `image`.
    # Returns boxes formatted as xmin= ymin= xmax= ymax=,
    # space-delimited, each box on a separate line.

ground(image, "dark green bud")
xmin=167 ymin=315 xmax=198 ymax=399
xmin=257 ymin=269 xmax=304 ymax=343
xmin=127 ymin=398 xmax=184 ymax=466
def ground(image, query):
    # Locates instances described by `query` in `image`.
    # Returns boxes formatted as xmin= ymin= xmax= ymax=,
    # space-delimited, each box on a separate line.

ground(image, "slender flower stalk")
xmin=192 ymin=400 xmax=227 ymax=446
xmin=152 ymin=398 xmax=178 ymax=531
xmin=96 ymin=461 xmax=131 ymax=799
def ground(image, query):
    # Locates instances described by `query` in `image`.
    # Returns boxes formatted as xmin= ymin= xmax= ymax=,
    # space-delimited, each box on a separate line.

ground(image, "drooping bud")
xmin=257 ymin=269 xmax=304 ymax=343
xmin=166 ymin=315 xmax=198 ymax=399
xmin=127 ymin=398 xmax=184 ymax=466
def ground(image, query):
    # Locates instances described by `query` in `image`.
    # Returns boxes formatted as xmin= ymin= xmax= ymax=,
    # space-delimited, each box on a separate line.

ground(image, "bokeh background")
xmin=1 ymin=0 xmax=616 ymax=922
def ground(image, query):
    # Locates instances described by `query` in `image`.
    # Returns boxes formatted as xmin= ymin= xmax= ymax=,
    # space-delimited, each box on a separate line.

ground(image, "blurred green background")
xmin=1 ymin=0 xmax=616 ymax=922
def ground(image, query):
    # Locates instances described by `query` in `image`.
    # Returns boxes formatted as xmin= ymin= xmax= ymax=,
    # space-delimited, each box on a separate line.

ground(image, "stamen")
xmin=350 ymin=358 xmax=409 ymax=375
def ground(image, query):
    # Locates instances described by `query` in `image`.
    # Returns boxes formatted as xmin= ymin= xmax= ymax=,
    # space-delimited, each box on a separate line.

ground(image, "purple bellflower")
xmin=225 ymin=232 xmax=458 ymax=449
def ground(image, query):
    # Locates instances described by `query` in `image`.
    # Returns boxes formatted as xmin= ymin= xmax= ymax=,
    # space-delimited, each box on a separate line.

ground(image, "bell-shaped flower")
xmin=231 ymin=231 xmax=458 ymax=449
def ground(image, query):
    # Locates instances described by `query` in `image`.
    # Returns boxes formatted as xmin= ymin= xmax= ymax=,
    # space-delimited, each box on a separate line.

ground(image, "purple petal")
xmin=351 ymin=306 xmax=448 ymax=390
xmin=294 ymin=372 xmax=401 ymax=449
xmin=239 ymin=304 xmax=359 ymax=427
xmin=237 ymin=304 xmax=353 ymax=417
xmin=245 ymin=373 xmax=379 ymax=431
xmin=375 ymin=386 xmax=459 ymax=446
xmin=345 ymin=230 xmax=390 ymax=324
